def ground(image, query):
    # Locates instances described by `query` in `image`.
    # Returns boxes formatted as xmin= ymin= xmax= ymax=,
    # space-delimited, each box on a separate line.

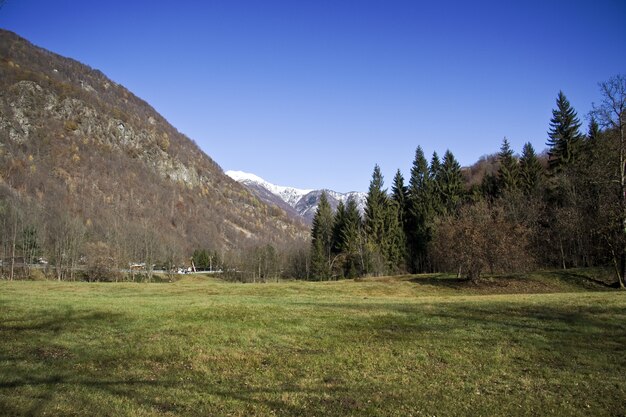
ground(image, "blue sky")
xmin=2 ymin=1 xmax=625 ymax=192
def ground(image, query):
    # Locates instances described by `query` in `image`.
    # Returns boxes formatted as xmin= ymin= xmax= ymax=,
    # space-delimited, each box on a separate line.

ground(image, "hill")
xmin=0 ymin=29 xmax=308 ymax=273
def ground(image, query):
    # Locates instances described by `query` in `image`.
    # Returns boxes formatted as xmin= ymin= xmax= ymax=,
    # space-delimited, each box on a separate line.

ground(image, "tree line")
xmin=308 ymin=74 xmax=626 ymax=286
xmin=2 ymin=74 xmax=624 ymax=285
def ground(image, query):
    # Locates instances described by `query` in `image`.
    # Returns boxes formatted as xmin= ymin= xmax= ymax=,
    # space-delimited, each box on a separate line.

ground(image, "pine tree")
xmin=391 ymin=169 xmax=409 ymax=227
xmin=429 ymin=151 xmax=444 ymax=215
xmin=331 ymin=200 xmax=347 ymax=255
xmin=438 ymin=150 xmax=464 ymax=214
xmin=518 ymin=142 xmax=543 ymax=196
xmin=383 ymin=199 xmax=406 ymax=273
xmin=342 ymin=197 xmax=364 ymax=277
xmin=406 ymin=146 xmax=432 ymax=272
xmin=497 ymin=137 xmax=519 ymax=194
xmin=364 ymin=165 xmax=387 ymax=247
xmin=310 ymin=192 xmax=334 ymax=280
xmin=364 ymin=165 xmax=404 ymax=274
xmin=391 ymin=169 xmax=409 ymax=263
xmin=547 ymin=91 xmax=582 ymax=172
xmin=587 ymin=115 xmax=600 ymax=141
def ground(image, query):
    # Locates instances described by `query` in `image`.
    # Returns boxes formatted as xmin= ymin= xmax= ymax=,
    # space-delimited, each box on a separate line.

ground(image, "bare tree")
xmin=592 ymin=74 xmax=626 ymax=289
xmin=430 ymin=202 xmax=534 ymax=280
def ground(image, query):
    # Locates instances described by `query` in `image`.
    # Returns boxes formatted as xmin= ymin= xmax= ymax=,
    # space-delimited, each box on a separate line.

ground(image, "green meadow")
xmin=1 ymin=271 xmax=625 ymax=416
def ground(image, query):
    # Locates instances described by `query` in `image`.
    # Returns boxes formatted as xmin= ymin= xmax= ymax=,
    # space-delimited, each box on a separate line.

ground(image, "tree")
xmin=391 ymin=169 xmax=409 ymax=264
xmin=438 ymin=150 xmax=464 ymax=215
xmin=391 ymin=169 xmax=409 ymax=229
xmin=518 ymin=142 xmax=543 ymax=196
xmin=192 ymin=249 xmax=211 ymax=270
xmin=341 ymin=196 xmax=365 ymax=278
xmin=497 ymin=137 xmax=519 ymax=194
xmin=429 ymin=151 xmax=443 ymax=215
xmin=310 ymin=192 xmax=334 ymax=280
xmin=547 ymin=91 xmax=582 ymax=172
xmin=364 ymin=165 xmax=387 ymax=248
xmin=587 ymin=115 xmax=600 ymax=141
xmin=363 ymin=165 xmax=388 ymax=275
xmin=361 ymin=165 xmax=409 ymax=275
xmin=383 ymin=199 xmax=406 ymax=273
xmin=331 ymin=200 xmax=347 ymax=256
xmin=591 ymin=74 xmax=626 ymax=288
xmin=406 ymin=146 xmax=433 ymax=272
xmin=430 ymin=201 xmax=534 ymax=280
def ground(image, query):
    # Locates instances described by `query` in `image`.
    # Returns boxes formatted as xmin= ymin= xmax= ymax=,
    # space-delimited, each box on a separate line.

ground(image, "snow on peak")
xmin=226 ymin=170 xmax=313 ymax=206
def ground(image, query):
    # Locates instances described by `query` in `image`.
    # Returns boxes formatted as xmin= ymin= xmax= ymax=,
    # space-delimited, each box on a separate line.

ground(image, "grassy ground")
xmin=1 ymin=270 xmax=625 ymax=416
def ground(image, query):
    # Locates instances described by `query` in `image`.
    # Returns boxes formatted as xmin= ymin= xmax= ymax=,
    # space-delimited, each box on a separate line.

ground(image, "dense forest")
xmin=306 ymin=74 xmax=626 ymax=287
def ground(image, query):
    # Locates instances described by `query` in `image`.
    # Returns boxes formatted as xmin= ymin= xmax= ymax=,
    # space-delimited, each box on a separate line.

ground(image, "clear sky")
xmin=2 ymin=1 xmax=625 ymax=192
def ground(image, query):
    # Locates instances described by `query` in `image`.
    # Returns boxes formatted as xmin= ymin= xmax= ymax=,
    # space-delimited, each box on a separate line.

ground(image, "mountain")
xmin=0 ymin=29 xmax=307 ymax=270
xmin=226 ymin=171 xmax=366 ymax=223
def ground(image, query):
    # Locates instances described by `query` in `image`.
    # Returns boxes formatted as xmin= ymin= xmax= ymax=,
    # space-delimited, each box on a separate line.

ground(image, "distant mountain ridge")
xmin=227 ymin=171 xmax=366 ymax=223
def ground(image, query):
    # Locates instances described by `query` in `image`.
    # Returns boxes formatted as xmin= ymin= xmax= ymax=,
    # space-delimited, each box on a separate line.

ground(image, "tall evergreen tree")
xmin=383 ymin=199 xmax=406 ymax=273
xmin=406 ymin=146 xmax=432 ymax=272
xmin=587 ymin=115 xmax=600 ymax=141
xmin=364 ymin=164 xmax=388 ymax=249
xmin=391 ymin=169 xmax=409 ymax=226
xmin=341 ymin=197 xmax=364 ymax=277
xmin=518 ymin=142 xmax=543 ymax=196
xmin=438 ymin=150 xmax=464 ymax=214
xmin=547 ymin=91 xmax=582 ymax=172
xmin=310 ymin=192 xmax=334 ymax=280
xmin=331 ymin=200 xmax=347 ymax=255
xmin=429 ymin=151 xmax=444 ymax=215
xmin=364 ymin=165 xmax=405 ymax=275
xmin=391 ymin=169 xmax=409 ymax=263
xmin=497 ymin=137 xmax=519 ymax=194
xmin=364 ymin=165 xmax=388 ymax=274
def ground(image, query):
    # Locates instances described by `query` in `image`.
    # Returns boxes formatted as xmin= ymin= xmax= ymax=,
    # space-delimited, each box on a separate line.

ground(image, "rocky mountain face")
xmin=0 ymin=29 xmax=307 ymax=264
xmin=227 ymin=171 xmax=366 ymax=224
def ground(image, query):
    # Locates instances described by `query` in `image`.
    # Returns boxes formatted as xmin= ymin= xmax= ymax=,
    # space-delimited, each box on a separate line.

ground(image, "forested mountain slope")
xmin=0 ymin=29 xmax=307 ymax=270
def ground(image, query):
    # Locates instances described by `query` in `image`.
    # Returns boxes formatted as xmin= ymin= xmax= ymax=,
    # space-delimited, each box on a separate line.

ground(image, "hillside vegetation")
xmin=1 ymin=271 xmax=625 ymax=416
xmin=0 ymin=29 xmax=307 ymax=279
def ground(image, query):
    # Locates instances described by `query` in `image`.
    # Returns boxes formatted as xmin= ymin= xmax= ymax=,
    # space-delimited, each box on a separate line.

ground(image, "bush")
xmin=430 ymin=201 xmax=534 ymax=280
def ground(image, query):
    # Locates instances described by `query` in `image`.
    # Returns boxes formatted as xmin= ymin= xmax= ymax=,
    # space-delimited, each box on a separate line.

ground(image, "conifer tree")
xmin=342 ymin=197 xmax=364 ymax=277
xmin=518 ymin=142 xmax=543 ymax=196
xmin=391 ymin=169 xmax=409 ymax=227
xmin=331 ymin=201 xmax=347 ymax=256
xmin=406 ymin=146 xmax=432 ymax=272
xmin=438 ymin=150 xmax=464 ymax=214
xmin=429 ymin=151 xmax=444 ymax=215
xmin=497 ymin=137 xmax=519 ymax=194
xmin=383 ymin=199 xmax=406 ymax=273
xmin=391 ymin=169 xmax=409 ymax=262
xmin=310 ymin=192 xmax=334 ymax=280
xmin=364 ymin=165 xmax=387 ymax=248
xmin=587 ymin=116 xmax=600 ymax=141
xmin=547 ymin=91 xmax=582 ymax=172
xmin=364 ymin=165 xmax=398 ymax=275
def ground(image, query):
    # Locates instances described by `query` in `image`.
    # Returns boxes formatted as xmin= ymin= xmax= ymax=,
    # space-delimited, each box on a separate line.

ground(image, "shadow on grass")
xmin=0 ymin=308 xmax=353 ymax=416
xmin=543 ymin=269 xmax=617 ymax=289
xmin=408 ymin=269 xmax=618 ymax=293
xmin=0 ymin=372 xmax=353 ymax=416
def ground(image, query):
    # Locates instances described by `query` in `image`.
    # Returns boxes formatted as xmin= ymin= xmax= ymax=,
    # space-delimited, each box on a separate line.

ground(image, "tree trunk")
xmin=617 ymin=122 xmax=626 ymax=289
xmin=559 ymin=239 xmax=567 ymax=270
xmin=9 ymin=218 xmax=17 ymax=281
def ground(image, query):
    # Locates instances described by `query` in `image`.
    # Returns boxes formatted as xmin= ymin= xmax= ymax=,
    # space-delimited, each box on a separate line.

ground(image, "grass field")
xmin=1 ymin=271 xmax=625 ymax=416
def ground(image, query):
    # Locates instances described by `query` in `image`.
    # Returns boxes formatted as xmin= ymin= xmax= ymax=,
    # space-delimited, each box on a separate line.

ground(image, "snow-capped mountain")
xmin=226 ymin=171 xmax=366 ymax=224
